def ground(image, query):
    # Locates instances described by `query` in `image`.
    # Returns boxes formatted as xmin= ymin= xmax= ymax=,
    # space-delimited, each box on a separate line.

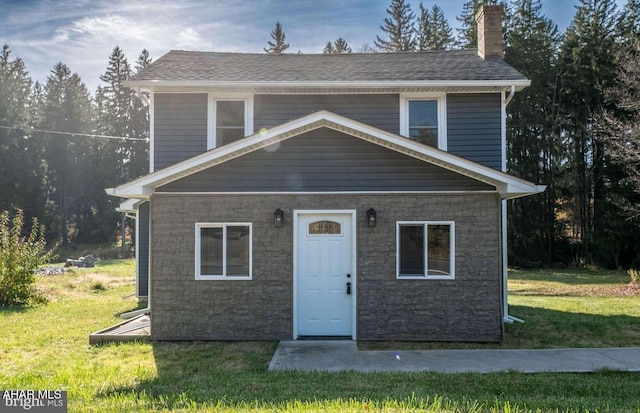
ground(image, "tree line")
xmin=0 ymin=45 xmax=151 ymax=246
xmin=2 ymin=0 xmax=640 ymax=269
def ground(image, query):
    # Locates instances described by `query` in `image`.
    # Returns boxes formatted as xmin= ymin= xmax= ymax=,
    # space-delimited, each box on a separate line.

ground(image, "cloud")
xmin=1 ymin=0 xmax=435 ymax=90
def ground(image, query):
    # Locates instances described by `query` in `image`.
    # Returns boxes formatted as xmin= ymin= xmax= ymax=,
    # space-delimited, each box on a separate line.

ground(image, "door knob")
xmin=346 ymin=282 xmax=352 ymax=295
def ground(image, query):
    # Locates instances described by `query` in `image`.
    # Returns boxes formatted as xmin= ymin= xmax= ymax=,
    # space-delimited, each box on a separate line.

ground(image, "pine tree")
xmin=417 ymin=4 xmax=455 ymax=51
xmin=94 ymin=46 xmax=147 ymax=242
xmin=323 ymin=38 xmax=352 ymax=54
xmin=264 ymin=21 xmax=290 ymax=54
xmin=556 ymin=0 xmax=619 ymax=265
xmin=130 ymin=49 xmax=152 ymax=180
xmin=616 ymin=0 xmax=640 ymax=40
xmin=417 ymin=3 xmax=433 ymax=51
xmin=39 ymin=63 xmax=94 ymax=244
xmin=0 ymin=45 xmax=48 ymax=228
xmin=374 ymin=0 xmax=417 ymax=52
xmin=504 ymin=0 xmax=561 ymax=266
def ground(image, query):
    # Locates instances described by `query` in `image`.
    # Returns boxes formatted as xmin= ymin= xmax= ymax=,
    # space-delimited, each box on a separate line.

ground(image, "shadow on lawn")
xmin=113 ymin=300 xmax=148 ymax=318
xmin=97 ymin=306 xmax=640 ymax=410
xmin=509 ymin=269 xmax=628 ymax=285
xmin=504 ymin=304 xmax=640 ymax=348
xmin=0 ymin=304 xmax=36 ymax=314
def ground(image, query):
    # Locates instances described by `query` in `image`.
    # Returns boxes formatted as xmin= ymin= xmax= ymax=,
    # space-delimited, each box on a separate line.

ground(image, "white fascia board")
xmin=497 ymin=183 xmax=547 ymax=200
xmin=125 ymin=79 xmax=531 ymax=92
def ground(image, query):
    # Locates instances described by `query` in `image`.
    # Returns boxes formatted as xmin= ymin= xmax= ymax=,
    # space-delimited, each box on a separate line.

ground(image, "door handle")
xmin=346 ymin=282 xmax=352 ymax=295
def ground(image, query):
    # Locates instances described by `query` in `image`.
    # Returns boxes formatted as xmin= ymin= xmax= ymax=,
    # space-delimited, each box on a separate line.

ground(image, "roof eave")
xmin=499 ymin=184 xmax=547 ymax=200
xmin=123 ymin=79 xmax=531 ymax=92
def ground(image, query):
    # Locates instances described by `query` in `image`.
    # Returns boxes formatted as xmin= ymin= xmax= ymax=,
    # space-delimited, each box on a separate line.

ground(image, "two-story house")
xmin=108 ymin=5 xmax=544 ymax=342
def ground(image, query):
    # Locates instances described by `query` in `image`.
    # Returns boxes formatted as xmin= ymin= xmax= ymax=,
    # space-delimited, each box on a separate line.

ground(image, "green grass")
xmin=1 ymin=261 xmax=640 ymax=412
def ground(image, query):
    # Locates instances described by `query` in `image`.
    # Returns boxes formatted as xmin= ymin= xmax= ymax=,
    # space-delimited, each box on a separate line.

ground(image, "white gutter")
xmin=503 ymin=84 xmax=525 ymax=325
xmin=124 ymin=79 xmax=531 ymax=91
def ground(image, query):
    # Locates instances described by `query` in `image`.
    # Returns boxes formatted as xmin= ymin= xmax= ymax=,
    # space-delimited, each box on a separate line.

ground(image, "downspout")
xmin=503 ymin=85 xmax=524 ymax=325
xmin=135 ymin=87 xmax=150 ymax=106
xmin=505 ymin=85 xmax=516 ymax=106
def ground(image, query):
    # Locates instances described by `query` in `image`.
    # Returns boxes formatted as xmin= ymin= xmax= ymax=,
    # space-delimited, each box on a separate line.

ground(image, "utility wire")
xmin=0 ymin=125 xmax=149 ymax=142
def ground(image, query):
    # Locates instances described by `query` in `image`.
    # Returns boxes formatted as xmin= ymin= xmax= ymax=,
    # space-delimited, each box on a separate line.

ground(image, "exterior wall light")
xmin=367 ymin=208 xmax=377 ymax=227
xmin=273 ymin=208 xmax=284 ymax=227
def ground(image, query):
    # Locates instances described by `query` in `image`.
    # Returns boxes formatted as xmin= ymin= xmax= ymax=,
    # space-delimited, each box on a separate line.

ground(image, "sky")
xmin=0 ymin=0 xmax=629 ymax=92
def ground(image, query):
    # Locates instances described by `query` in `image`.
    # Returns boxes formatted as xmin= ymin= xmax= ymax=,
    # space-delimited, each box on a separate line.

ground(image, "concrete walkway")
xmin=268 ymin=341 xmax=640 ymax=373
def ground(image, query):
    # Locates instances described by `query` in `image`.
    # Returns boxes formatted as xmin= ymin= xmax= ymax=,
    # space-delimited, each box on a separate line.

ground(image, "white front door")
xmin=294 ymin=211 xmax=355 ymax=338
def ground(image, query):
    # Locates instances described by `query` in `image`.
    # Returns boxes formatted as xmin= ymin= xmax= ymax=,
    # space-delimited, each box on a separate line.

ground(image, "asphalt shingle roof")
xmin=130 ymin=49 xmax=527 ymax=84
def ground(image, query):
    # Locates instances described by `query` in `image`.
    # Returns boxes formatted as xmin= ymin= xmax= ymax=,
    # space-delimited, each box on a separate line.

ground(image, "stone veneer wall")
xmin=150 ymin=193 xmax=503 ymax=341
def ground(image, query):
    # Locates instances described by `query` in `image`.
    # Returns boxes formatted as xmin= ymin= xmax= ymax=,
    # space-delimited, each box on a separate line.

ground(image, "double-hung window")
xmin=196 ymin=223 xmax=252 ymax=280
xmin=397 ymin=221 xmax=455 ymax=280
xmin=209 ymin=96 xmax=253 ymax=148
xmin=400 ymin=93 xmax=447 ymax=149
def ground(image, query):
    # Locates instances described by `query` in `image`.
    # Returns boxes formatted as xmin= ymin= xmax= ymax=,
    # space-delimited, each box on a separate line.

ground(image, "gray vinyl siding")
xmin=254 ymin=94 xmax=399 ymax=133
xmin=137 ymin=201 xmax=150 ymax=297
xmin=158 ymin=128 xmax=494 ymax=193
xmin=154 ymin=93 xmax=208 ymax=170
xmin=446 ymin=94 xmax=502 ymax=170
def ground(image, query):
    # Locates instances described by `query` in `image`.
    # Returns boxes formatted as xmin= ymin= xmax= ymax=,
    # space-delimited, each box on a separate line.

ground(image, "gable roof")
xmin=107 ymin=111 xmax=544 ymax=200
xmin=126 ymin=50 xmax=529 ymax=92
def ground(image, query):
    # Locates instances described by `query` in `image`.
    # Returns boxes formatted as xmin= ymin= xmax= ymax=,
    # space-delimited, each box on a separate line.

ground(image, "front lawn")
xmin=1 ymin=261 xmax=639 ymax=412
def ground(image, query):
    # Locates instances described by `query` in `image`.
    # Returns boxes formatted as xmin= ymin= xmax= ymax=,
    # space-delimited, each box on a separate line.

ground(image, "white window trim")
xmin=195 ymin=222 xmax=253 ymax=280
xmin=396 ymin=221 xmax=455 ymax=280
xmin=207 ymin=94 xmax=254 ymax=149
xmin=399 ymin=92 xmax=447 ymax=150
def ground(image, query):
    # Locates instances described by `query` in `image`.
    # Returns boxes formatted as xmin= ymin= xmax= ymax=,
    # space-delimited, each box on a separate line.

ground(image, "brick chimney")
xmin=475 ymin=4 xmax=504 ymax=59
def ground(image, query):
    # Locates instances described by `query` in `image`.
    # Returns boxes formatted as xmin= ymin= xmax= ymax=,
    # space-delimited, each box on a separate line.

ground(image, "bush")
xmin=0 ymin=209 xmax=54 ymax=306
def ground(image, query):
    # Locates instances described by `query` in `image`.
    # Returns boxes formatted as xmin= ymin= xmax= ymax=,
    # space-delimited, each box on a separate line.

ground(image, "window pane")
xmin=216 ymin=127 xmax=245 ymax=145
xmin=216 ymin=101 xmax=245 ymax=146
xmin=409 ymin=100 xmax=438 ymax=147
xmin=409 ymin=128 xmax=438 ymax=147
xmin=409 ymin=100 xmax=437 ymax=126
xmin=428 ymin=225 xmax=451 ymax=276
xmin=226 ymin=226 xmax=250 ymax=276
xmin=308 ymin=221 xmax=342 ymax=235
xmin=201 ymin=227 xmax=223 ymax=275
xmin=216 ymin=101 xmax=244 ymax=126
xmin=399 ymin=225 xmax=424 ymax=275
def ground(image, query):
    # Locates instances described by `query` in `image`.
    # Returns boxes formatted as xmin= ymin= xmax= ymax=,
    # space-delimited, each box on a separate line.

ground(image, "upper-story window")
xmin=209 ymin=95 xmax=254 ymax=149
xmin=400 ymin=93 xmax=447 ymax=150
xmin=216 ymin=101 xmax=244 ymax=145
